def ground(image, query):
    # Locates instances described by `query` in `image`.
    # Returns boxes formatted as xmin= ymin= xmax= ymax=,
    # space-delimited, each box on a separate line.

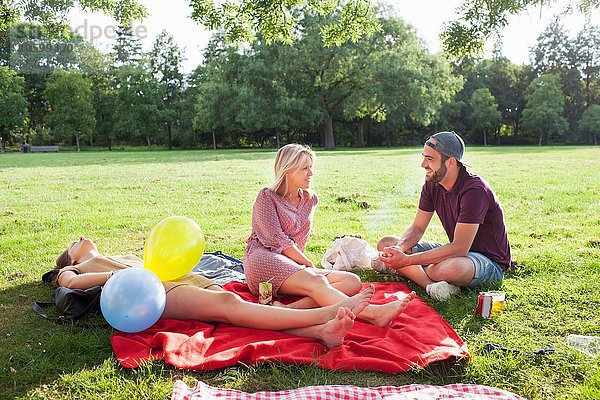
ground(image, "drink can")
xmin=259 ymin=281 xmax=273 ymax=305
xmin=476 ymin=292 xmax=493 ymax=318
xmin=476 ymin=290 xmax=506 ymax=318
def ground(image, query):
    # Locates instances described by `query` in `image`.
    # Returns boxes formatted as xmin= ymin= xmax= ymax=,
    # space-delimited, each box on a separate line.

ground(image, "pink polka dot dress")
xmin=243 ymin=188 xmax=325 ymax=296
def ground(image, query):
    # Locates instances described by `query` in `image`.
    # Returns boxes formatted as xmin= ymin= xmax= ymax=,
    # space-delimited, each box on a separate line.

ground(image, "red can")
xmin=476 ymin=292 xmax=493 ymax=319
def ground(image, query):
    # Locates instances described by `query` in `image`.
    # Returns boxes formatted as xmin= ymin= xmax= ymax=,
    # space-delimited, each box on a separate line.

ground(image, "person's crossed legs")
xmin=277 ymin=268 xmax=415 ymax=327
xmin=376 ymin=238 xmax=504 ymax=299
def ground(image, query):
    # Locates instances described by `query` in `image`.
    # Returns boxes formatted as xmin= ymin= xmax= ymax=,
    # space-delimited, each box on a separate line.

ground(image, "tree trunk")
xmin=275 ymin=127 xmax=280 ymax=148
xmin=212 ymin=131 xmax=216 ymax=150
xmin=356 ymin=118 xmax=365 ymax=147
xmin=76 ymin=134 xmax=81 ymax=152
xmin=0 ymin=137 xmax=4 ymax=153
xmin=483 ymin=129 xmax=487 ymax=147
xmin=146 ymin=135 xmax=151 ymax=150
xmin=167 ymin=123 xmax=172 ymax=150
xmin=366 ymin=118 xmax=372 ymax=146
xmin=538 ymin=131 xmax=543 ymax=146
xmin=322 ymin=113 xmax=335 ymax=150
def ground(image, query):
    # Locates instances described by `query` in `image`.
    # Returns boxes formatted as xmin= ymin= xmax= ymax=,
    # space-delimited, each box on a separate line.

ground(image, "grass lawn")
xmin=0 ymin=146 xmax=598 ymax=399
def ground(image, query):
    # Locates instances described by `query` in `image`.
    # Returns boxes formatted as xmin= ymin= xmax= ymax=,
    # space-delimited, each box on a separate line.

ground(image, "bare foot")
xmin=359 ymin=291 xmax=416 ymax=327
xmin=337 ymin=283 xmax=374 ymax=316
xmin=318 ymin=307 xmax=356 ymax=349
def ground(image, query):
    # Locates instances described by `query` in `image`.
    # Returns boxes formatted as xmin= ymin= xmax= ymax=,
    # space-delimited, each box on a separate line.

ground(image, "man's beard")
xmin=428 ymin=163 xmax=447 ymax=184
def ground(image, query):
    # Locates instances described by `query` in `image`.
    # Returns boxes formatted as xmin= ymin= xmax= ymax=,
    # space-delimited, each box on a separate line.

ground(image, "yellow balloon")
xmin=144 ymin=216 xmax=205 ymax=281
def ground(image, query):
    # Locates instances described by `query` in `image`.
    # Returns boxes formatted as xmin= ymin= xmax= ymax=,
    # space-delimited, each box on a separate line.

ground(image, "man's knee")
xmin=377 ymin=235 xmax=401 ymax=251
xmin=426 ymin=258 xmax=475 ymax=284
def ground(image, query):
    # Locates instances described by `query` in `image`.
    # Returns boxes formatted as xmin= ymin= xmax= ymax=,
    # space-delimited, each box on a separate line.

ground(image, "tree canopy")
xmin=1 ymin=0 xmax=147 ymax=36
xmin=441 ymin=0 xmax=599 ymax=57
xmin=4 ymin=1 xmax=597 ymax=55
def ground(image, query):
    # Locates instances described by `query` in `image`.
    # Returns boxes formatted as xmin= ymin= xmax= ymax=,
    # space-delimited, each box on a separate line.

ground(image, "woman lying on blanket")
xmin=51 ymin=236 xmax=375 ymax=349
xmin=243 ymin=144 xmax=415 ymax=327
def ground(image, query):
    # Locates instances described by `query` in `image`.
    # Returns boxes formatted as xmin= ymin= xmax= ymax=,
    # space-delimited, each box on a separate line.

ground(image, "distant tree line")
xmin=0 ymin=9 xmax=598 ymax=151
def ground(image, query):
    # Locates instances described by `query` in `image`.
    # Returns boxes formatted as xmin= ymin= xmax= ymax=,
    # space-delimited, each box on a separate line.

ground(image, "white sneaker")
xmin=426 ymin=281 xmax=461 ymax=301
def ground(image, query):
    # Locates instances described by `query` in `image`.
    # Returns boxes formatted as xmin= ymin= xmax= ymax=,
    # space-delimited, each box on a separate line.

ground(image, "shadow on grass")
xmin=0 ymin=148 xmax=279 ymax=169
xmin=0 ymin=280 xmax=115 ymax=398
xmin=177 ymin=356 xmax=469 ymax=393
xmin=1 ymin=145 xmax=589 ymax=171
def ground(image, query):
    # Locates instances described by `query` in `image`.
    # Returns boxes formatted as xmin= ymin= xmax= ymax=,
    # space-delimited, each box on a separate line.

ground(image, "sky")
xmin=67 ymin=0 xmax=598 ymax=74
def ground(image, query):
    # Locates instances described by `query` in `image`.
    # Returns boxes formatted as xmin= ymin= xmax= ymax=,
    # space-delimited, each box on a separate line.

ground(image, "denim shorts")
xmin=412 ymin=241 xmax=504 ymax=288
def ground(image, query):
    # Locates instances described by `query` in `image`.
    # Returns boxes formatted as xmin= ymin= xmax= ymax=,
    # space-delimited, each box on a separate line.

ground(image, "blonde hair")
xmin=269 ymin=144 xmax=315 ymax=197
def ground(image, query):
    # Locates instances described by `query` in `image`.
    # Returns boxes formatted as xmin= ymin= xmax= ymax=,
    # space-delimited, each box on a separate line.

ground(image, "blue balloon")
xmin=100 ymin=268 xmax=166 ymax=333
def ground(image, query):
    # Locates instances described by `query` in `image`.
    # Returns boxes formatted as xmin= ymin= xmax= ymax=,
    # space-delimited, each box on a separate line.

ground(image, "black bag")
xmin=32 ymin=286 xmax=103 ymax=323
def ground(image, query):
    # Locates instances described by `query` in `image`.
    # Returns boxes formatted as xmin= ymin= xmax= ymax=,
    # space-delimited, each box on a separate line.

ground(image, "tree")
xmin=44 ymin=69 xmax=95 ymax=151
xmin=271 ymin=10 xmax=460 ymax=149
xmin=530 ymin=19 xmax=597 ymax=141
xmin=521 ymin=74 xmax=569 ymax=145
xmin=442 ymin=0 xmax=598 ymax=57
xmin=113 ymin=24 xmax=143 ymax=66
xmin=187 ymin=0 xmax=380 ymax=46
xmin=1 ymin=1 xmax=147 ymax=37
xmin=191 ymin=38 xmax=245 ymax=149
xmin=149 ymin=30 xmax=184 ymax=149
xmin=0 ymin=66 xmax=28 ymax=144
xmin=578 ymin=104 xmax=600 ymax=145
xmin=190 ymin=9 xmax=460 ymax=149
xmin=232 ymin=42 xmax=317 ymax=148
xmin=114 ymin=64 xmax=164 ymax=149
xmin=530 ymin=19 xmax=572 ymax=75
xmin=573 ymin=23 xmax=600 ymax=111
xmin=470 ymin=88 xmax=501 ymax=146
xmin=79 ymin=44 xmax=117 ymax=149
xmin=464 ymin=57 xmax=531 ymax=141
xmin=341 ymin=13 xmax=461 ymax=147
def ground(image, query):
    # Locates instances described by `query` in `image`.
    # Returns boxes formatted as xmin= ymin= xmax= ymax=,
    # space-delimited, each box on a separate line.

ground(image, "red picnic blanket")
xmin=111 ymin=282 xmax=469 ymax=372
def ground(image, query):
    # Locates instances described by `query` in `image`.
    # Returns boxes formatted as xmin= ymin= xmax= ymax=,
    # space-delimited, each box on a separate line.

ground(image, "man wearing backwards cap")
xmin=376 ymin=131 xmax=511 ymax=301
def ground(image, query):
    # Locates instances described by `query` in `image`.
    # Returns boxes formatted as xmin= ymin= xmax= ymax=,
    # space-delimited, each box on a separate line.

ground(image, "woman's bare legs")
xmin=278 ymin=269 xmax=416 ymax=327
xmin=161 ymin=284 xmax=373 ymax=330
xmin=274 ymin=270 xmax=362 ymax=309
xmin=283 ymin=307 xmax=357 ymax=349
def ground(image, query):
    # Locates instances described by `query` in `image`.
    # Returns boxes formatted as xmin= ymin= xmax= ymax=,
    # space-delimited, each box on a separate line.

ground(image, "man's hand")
xmin=378 ymin=246 xmax=411 ymax=270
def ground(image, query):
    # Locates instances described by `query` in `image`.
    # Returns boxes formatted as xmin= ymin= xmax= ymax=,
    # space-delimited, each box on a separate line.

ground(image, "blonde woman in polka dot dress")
xmin=243 ymin=144 xmax=415 ymax=327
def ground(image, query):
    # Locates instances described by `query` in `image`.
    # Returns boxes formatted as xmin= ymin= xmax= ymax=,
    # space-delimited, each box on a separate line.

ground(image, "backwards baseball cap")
xmin=425 ymin=131 xmax=469 ymax=166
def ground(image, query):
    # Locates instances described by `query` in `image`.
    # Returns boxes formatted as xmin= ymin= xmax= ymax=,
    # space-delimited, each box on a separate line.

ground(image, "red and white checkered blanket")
xmin=171 ymin=380 xmax=526 ymax=400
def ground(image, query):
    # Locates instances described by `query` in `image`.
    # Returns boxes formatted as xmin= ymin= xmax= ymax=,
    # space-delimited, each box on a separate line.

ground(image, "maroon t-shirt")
xmin=418 ymin=168 xmax=511 ymax=270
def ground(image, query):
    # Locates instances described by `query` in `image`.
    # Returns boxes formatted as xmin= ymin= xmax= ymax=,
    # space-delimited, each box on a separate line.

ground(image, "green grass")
xmin=1 ymin=146 xmax=598 ymax=399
